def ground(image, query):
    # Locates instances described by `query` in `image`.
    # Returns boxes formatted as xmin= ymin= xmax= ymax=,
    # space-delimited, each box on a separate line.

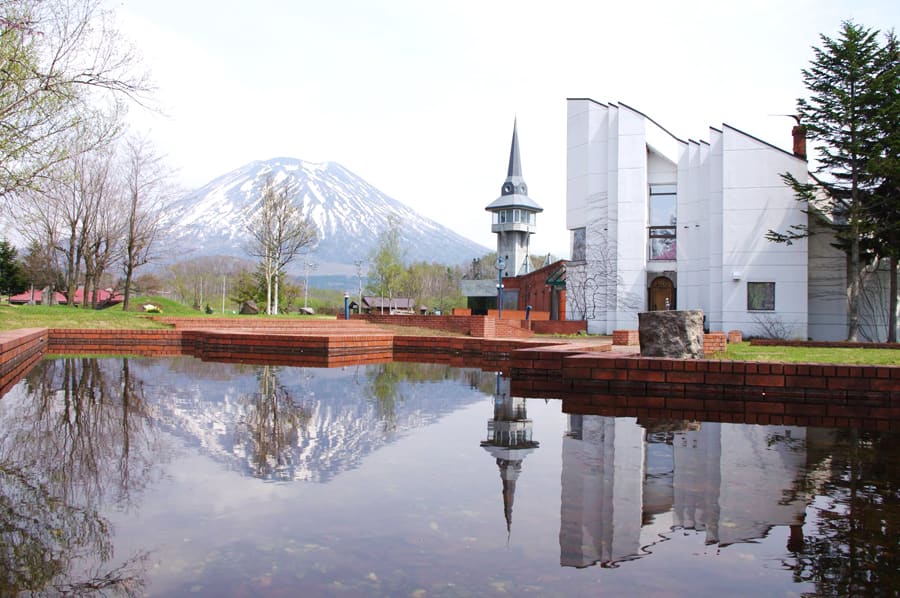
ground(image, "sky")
xmin=115 ymin=0 xmax=899 ymax=259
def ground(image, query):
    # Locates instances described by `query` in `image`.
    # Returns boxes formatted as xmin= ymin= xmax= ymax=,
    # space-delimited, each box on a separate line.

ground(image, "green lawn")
xmin=714 ymin=342 xmax=900 ymax=366
xmin=0 ymin=297 xmax=187 ymax=330
xmin=0 ymin=297 xmax=334 ymax=331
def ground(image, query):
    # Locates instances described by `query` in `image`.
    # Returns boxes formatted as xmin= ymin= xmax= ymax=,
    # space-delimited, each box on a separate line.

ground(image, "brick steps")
xmin=0 ymin=328 xmax=46 ymax=396
xmin=350 ymin=314 xmax=536 ymax=338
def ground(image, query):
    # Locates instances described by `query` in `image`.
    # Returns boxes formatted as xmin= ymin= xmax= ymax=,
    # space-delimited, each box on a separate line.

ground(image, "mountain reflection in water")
xmin=0 ymin=356 xmax=896 ymax=597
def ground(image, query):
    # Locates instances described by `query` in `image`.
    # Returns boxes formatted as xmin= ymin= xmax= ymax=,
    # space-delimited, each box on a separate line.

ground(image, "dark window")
xmin=572 ymin=228 xmax=586 ymax=262
xmin=747 ymin=282 xmax=775 ymax=311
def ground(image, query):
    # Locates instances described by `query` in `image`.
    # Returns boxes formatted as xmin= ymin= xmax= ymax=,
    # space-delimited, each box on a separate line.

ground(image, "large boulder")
xmin=638 ymin=310 xmax=704 ymax=359
xmin=239 ymin=300 xmax=259 ymax=315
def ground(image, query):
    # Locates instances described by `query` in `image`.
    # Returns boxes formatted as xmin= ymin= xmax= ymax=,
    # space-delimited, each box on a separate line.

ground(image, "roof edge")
xmin=722 ymin=123 xmax=806 ymax=162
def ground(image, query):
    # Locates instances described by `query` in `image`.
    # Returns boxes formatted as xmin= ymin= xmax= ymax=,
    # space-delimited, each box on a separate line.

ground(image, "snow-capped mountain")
xmin=164 ymin=157 xmax=489 ymax=274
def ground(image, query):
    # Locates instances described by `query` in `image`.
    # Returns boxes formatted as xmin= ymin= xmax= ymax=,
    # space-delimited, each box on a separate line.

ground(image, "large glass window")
xmin=648 ymin=184 xmax=676 ymax=260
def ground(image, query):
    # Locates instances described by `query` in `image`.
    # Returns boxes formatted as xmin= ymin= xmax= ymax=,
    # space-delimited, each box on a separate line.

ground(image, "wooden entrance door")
xmin=648 ymin=277 xmax=675 ymax=311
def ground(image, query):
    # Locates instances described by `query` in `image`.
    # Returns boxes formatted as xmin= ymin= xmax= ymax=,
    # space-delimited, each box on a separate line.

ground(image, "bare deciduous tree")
xmin=0 ymin=0 xmax=152 ymax=203
xmin=15 ymin=113 xmax=121 ymax=305
xmin=750 ymin=313 xmax=799 ymax=340
xmin=245 ymin=176 xmax=318 ymax=315
xmin=79 ymin=151 xmax=123 ymax=308
xmin=120 ymin=134 xmax=172 ymax=311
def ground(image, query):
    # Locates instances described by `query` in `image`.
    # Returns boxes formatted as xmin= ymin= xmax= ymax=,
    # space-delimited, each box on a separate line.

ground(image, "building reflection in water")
xmin=481 ymin=373 xmax=539 ymax=539
xmin=560 ymin=415 xmax=813 ymax=568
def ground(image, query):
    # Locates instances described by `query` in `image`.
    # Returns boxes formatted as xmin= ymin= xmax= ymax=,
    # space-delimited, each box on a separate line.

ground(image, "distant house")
xmin=361 ymin=296 xmax=415 ymax=314
xmin=9 ymin=287 xmax=67 ymax=305
xmin=69 ymin=287 xmax=124 ymax=308
xmin=8 ymin=286 xmax=123 ymax=308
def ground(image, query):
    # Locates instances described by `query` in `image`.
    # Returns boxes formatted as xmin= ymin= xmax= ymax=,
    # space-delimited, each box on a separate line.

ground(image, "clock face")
xmin=495 ymin=257 xmax=506 ymax=270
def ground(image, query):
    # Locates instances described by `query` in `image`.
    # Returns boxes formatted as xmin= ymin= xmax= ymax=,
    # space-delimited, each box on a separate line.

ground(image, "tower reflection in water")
xmin=560 ymin=414 xmax=813 ymax=568
xmin=481 ymin=372 xmax=539 ymax=539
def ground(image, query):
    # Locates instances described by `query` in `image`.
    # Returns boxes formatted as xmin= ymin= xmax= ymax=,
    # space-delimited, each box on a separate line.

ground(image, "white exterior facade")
xmin=566 ymin=99 xmax=812 ymax=338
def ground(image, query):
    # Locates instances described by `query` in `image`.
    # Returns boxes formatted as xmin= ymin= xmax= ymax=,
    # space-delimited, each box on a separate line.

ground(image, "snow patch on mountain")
xmin=164 ymin=158 xmax=488 ymax=272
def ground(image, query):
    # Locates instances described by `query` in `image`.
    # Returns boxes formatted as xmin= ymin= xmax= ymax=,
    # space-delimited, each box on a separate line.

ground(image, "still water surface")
xmin=0 ymin=356 xmax=897 ymax=596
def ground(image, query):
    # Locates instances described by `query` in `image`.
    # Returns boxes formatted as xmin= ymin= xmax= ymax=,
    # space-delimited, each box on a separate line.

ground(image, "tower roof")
xmin=485 ymin=119 xmax=543 ymax=212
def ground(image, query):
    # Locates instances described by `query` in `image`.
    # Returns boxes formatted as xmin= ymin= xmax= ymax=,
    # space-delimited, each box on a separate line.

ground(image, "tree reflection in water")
xmin=365 ymin=362 xmax=409 ymax=430
xmin=234 ymin=365 xmax=314 ymax=480
xmin=364 ymin=362 xmax=472 ymax=430
xmin=787 ymin=429 xmax=900 ymax=596
xmin=0 ymin=357 xmax=168 ymax=596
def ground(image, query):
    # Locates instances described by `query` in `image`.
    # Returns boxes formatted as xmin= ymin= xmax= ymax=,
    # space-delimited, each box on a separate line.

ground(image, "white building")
xmin=565 ymin=98 xmax=896 ymax=341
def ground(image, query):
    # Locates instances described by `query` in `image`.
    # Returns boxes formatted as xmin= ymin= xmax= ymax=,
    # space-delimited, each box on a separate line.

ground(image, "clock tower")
xmin=485 ymin=119 xmax=543 ymax=277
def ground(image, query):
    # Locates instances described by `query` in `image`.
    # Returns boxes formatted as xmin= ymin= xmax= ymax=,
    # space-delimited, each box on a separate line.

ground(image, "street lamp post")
xmin=303 ymin=261 xmax=317 ymax=310
xmin=495 ymin=256 xmax=506 ymax=320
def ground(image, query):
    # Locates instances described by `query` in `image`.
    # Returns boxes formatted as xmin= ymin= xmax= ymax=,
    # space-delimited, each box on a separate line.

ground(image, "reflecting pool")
xmin=0 ymin=356 xmax=898 ymax=596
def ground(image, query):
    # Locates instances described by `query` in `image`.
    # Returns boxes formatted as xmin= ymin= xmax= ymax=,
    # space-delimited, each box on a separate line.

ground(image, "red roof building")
xmin=8 ymin=286 xmax=124 ymax=308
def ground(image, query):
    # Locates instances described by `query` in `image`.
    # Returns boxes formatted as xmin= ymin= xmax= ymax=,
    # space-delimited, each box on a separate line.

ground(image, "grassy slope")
xmin=0 ymin=296 xmax=333 ymax=331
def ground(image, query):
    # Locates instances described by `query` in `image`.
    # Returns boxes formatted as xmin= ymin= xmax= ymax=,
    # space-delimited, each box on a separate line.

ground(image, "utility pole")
xmin=354 ymin=260 xmax=363 ymax=314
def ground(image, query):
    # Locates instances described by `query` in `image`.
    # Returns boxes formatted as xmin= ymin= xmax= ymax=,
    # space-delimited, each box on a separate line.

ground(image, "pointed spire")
xmin=487 ymin=118 xmax=542 ymax=212
xmin=500 ymin=460 xmax=518 ymax=536
xmin=507 ymin=117 xmax=522 ymax=179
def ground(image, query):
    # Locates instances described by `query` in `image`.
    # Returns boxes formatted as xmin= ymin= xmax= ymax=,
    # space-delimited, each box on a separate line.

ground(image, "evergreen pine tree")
xmin=867 ymin=30 xmax=899 ymax=342
xmin=769 ymin=21 xmax=891 ymax=341
xmin=0 ymin=239 xmax=26 ymax=295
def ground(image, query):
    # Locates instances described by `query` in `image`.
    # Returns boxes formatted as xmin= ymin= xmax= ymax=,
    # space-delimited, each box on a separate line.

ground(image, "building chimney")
xmin=792 ymin=125 xmax=807 ymax=160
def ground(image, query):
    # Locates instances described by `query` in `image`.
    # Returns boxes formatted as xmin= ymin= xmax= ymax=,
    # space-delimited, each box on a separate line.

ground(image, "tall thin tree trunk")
xmin=122 ymin=264 xmax=134 ymax=311
xmin=890 ymin=255 xmax=898 ymax=343
xmin=266 ymin=253 xmax=273 ymax=315
xmin=122 ymin=216 xmax=136 ymax=311
xmin=848 ymin=236 xmax=861 ymax=342
xmin=273 ymin=271 xmax=280 ymax=315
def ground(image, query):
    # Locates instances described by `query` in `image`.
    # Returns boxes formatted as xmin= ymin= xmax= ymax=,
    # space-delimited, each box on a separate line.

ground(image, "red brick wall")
xmin=47 ymin=328 xmax=184 ymax=354
xmin=613 ymin=330 xmax=640 ymax=345
xmin=501 ymin=260 xmax=566 ymax=318
xmin=703 ymin=332 xmax=727 ymax=355
xmin=531 ymin=320 xmax=587 ymax=335
xmin=511 ymin=354 xmax=900 ymax=431
xmin=486 ymin=309 xmax=550 ymax=321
